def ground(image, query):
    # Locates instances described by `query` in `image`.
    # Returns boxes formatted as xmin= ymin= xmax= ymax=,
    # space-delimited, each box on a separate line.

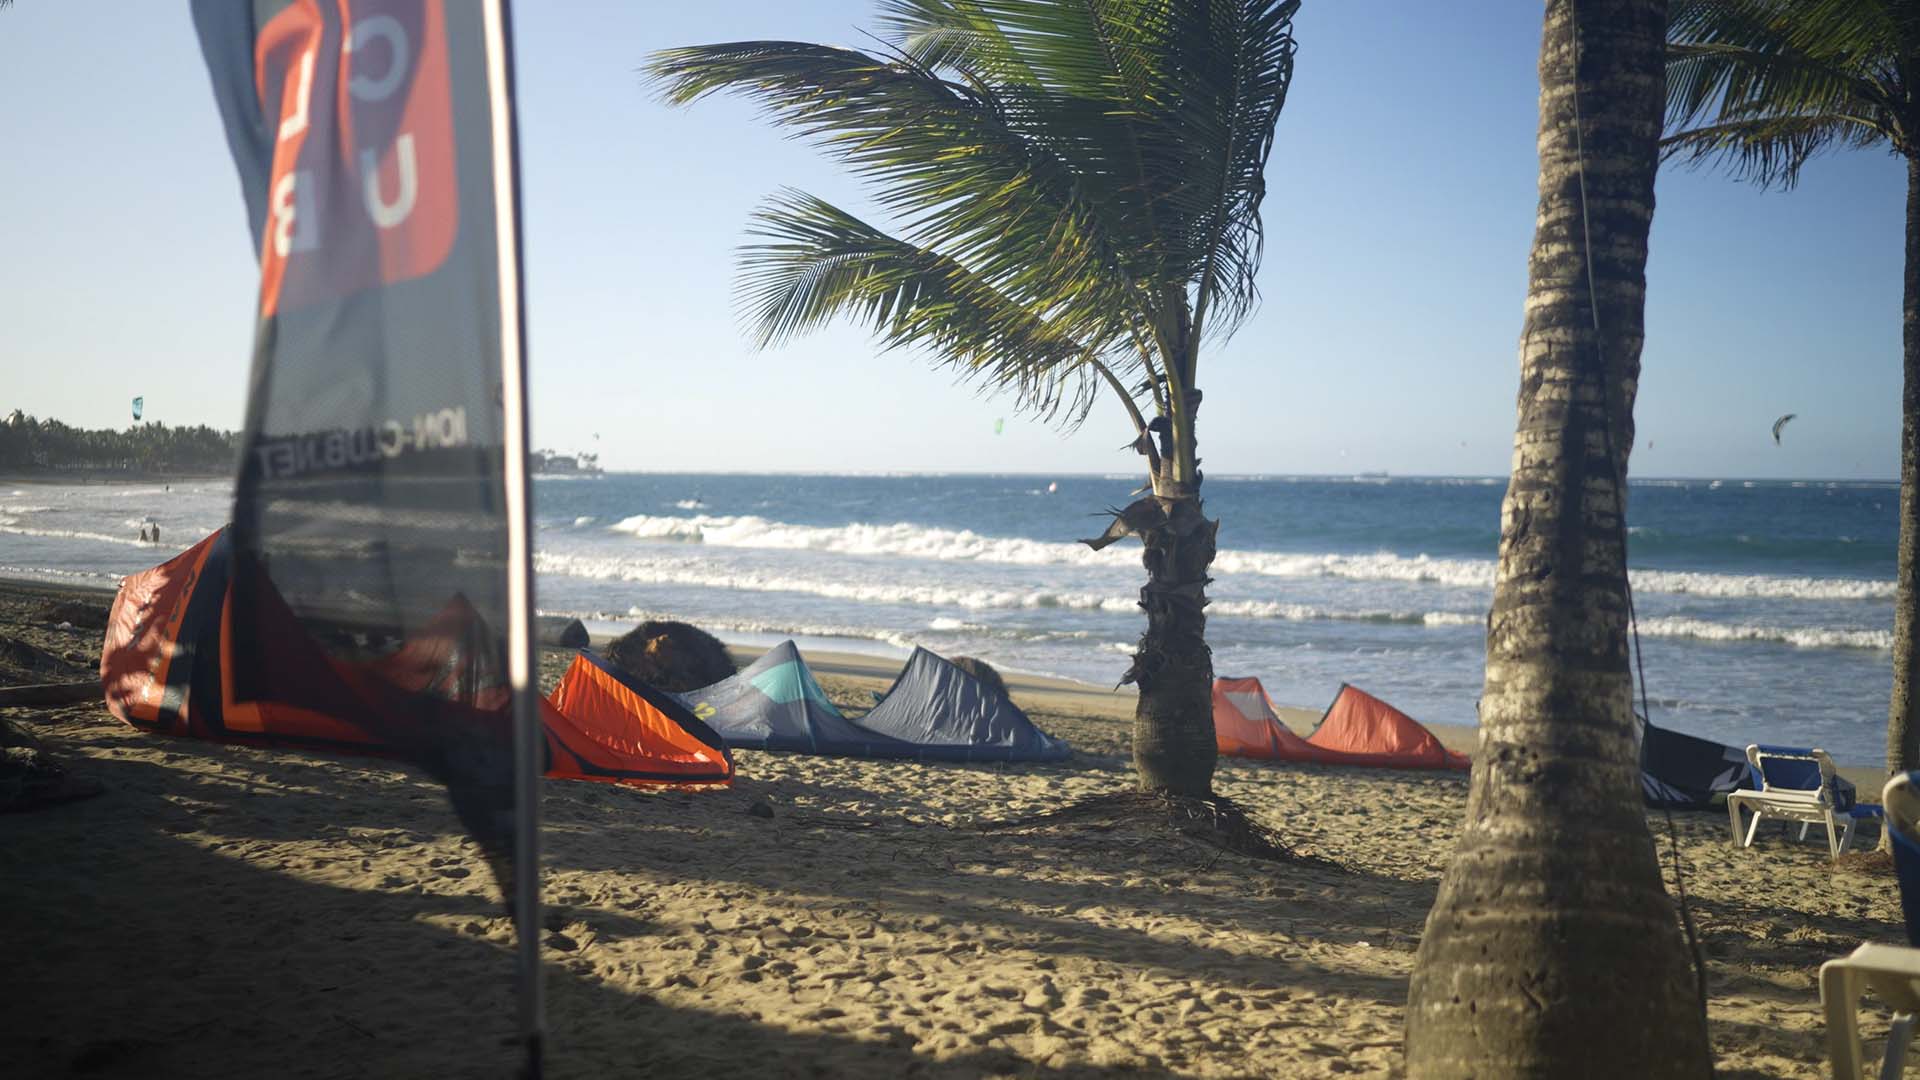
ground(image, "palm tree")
xmin=1664 ymin=0 xmax=1920 ymax=807
xmin=647 ymin=0 xmax=1300 ymax=795
xmin=1405 ymin=1 xmax=1712 ymax=1075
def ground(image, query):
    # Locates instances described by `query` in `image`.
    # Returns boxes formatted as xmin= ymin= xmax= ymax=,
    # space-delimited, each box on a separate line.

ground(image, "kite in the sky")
xmin=994 ymin=418 xmax=1005 ymax=435
xmin=1772 ymin=413 xmax=1796 ymax=445
xmin=131 ymin=396 xmax=143 ymax=421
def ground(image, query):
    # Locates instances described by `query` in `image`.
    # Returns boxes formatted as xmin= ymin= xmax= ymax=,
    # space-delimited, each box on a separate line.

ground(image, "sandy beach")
xmin=0 ymin=579 xmax=1905 ymax=1078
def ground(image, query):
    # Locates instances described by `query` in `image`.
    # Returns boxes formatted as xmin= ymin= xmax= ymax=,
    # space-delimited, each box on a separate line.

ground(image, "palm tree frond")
xmin=737 ymin=189 xmax=1130 ymax=423
xmin=1670 ymin=0 xmax=1907 ymax=70
xmin=1660 ymin=111 xmax=1887 ymax=185
xmin=1665 ymin=0 xmax=1902 ymax=184
xmin=652 ymin=1 xmax=1303 ymax=438
xmin=1156 ymin=0 xmax=1301 ymax=342
xmin=646 ymin=37 xmax=1154 ymax=349
xmin=877 ymin=0 xmax=1048 ymax=88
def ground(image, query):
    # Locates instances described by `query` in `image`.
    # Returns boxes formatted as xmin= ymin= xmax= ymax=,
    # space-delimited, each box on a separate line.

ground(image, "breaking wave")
xmin=0 ymin=563 xmax=124 ymax=584
xmin=1634 ymin=617 xmax=1892 ymax=651
xmin=603 ymin=512 xmax=1893 ymax=602
xmin=0 ymin=522 xmax=160 ymax=548
xmin=542 ymin=551 xmax=1481 ymax=628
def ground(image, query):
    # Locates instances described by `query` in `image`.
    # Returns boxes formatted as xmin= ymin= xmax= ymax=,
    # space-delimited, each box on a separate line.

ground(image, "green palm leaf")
xmin=1664 ymin=0 xmax=1908 ymax=187
xmin=648 ymin=0 xmax=1299 ymax=487
xmin=737 ymin=189 xmax=1115 ymax=420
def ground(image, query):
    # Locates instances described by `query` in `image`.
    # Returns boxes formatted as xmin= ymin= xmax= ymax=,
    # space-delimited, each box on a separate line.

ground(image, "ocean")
xmin=0 ymin=472 xmax=1900 ymax=764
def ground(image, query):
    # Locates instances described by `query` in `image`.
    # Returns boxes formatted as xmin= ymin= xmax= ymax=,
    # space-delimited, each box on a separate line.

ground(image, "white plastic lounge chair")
xmin=1820 ymin=772 xmax=1920 ymax=1079
xmin=1726 ymin=745 xmax=1874 ymax=858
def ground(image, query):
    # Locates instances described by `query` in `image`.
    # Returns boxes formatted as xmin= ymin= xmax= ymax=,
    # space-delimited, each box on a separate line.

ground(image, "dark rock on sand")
xmin=605 ymin=620 xmax=735 ymax=692
xmin=949 ymin=656 xmax=1010 ymax=699
xmin=538 ymin=616 xmax=590 ymax=649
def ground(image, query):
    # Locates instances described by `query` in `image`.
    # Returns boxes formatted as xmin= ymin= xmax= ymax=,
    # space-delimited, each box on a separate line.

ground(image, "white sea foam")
xmin=1631 ymin=568 xmax=1892 ymax=601
xmin=572 ymin=516 xmax=598 ymax=527
xmin=0 ymin=523 xmax=161 ymax=548
xmin=539 ymin=551 xmax=1137 ymax=612
xmin=540 ymin=551 xmax=1493 ymax=628
xmin=1635 ymin=616 xmax=1892 ymax=651
xmin=0 ymin=563 xmax=123 ymax=583
xmin=601 ymin=606 xmax=922 ymax=652
xmin=601 ymin=512 xmax=1893 ymax=602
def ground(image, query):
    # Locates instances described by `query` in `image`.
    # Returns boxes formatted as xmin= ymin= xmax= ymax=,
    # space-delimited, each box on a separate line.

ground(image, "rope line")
xmin=1563 ymin=0 xmax=1709 ymax=1021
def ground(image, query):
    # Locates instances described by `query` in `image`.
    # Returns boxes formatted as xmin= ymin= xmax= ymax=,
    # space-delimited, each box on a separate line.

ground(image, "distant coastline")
xmin=2 ymin=412 xmax=239 ymax=478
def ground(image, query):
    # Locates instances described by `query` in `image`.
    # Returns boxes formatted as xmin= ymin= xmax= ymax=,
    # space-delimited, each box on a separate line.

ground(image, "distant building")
xmin=530 ymin=449 xmax=603 ymax=476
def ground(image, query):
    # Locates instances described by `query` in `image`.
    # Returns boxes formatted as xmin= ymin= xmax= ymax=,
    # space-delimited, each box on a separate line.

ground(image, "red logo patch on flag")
xmin=254 ymin=0 xmax=457 ymax=315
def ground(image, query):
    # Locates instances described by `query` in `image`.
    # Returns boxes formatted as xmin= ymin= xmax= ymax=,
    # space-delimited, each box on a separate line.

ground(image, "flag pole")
xmin=480 ymin=1 xmax=543 ymax=1075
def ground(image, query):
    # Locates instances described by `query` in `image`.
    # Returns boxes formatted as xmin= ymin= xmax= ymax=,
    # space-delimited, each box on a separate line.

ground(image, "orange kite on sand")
xmin=1213 ymin=677 xmax=1468 ymax=770
xmin=1212 ymin=677 xmax=1329 ymax=761
xmin=101 ymin=529 xmax=732 ymax=788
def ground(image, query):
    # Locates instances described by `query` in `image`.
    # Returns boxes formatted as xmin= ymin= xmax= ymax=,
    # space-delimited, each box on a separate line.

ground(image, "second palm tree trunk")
xmin=1130 ymin=487 xmax=1220 ymax=797
xmin=1888 ymin=153 xmax=1920 ymax=801
xmin=1404 ymin=0 xmax=1710 ymax=1075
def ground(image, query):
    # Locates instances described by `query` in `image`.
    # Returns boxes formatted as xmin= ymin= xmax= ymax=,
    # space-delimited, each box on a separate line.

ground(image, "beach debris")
xmin=1772 ymin=413 xmax=1796 ymax=444
xmin=0 ymin=682 xmax=100 ymax=707
xmin=0 ymin=634 xmax=82 ymax=683
xmin=0 ymin=717 xmax=105 ymax=812
xmin=605 ymin=620 xmax=736 ymax=692
xmin=978 ymin=790 xmax=1335 ymax=869
xmin=747 ymin=799 xmax=776 ymax=819
xmin=35 ymin=599 xmax=109 ymax=630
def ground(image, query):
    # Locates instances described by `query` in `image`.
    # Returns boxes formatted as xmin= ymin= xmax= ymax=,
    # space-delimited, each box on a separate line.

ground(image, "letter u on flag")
xmin=192 ymin=1 xmax=543 ymax=1070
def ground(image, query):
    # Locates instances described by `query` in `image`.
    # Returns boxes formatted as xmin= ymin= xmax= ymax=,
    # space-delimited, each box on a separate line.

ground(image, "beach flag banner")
xmin=191 ymin=1 xmax=543 ymax=1072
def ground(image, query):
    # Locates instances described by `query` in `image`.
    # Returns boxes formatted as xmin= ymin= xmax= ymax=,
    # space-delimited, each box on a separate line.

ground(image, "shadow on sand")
xmin=5 ymin=727 xmax=1404 ymax=1077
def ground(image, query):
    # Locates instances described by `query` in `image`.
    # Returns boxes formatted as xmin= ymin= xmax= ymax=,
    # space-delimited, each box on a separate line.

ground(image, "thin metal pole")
xmin=480 ymin=0 xmax=543 ymax=1075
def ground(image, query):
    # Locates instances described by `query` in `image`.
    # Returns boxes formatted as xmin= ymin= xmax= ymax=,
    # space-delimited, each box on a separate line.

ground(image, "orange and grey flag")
xmin=192 ymin=0 xmax=543 ymax=1068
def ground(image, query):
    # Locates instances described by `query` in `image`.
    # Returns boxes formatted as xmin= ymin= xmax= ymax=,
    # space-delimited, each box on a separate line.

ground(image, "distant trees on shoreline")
xmin=0 ymin=410 xmax=238 ymax=474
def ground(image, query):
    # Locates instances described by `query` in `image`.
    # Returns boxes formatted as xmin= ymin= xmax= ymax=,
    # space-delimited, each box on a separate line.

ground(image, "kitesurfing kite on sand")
xmin=1772 ymin=413 xmax=1796 ymax=445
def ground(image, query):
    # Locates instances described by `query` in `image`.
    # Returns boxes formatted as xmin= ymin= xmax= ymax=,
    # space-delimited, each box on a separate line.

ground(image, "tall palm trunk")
xmin=1130 ymin=465 xmax=1219 ymax=796
xmin=1889 ymin=153 xmax=1920 ymax=794
xmin=1404 ymin=1 xmax=1709 ymax=1076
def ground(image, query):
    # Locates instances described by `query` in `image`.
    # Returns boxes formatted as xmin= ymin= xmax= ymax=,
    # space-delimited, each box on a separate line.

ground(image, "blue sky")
xmin=0 ymin=2 xmax=1904 ymax=479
